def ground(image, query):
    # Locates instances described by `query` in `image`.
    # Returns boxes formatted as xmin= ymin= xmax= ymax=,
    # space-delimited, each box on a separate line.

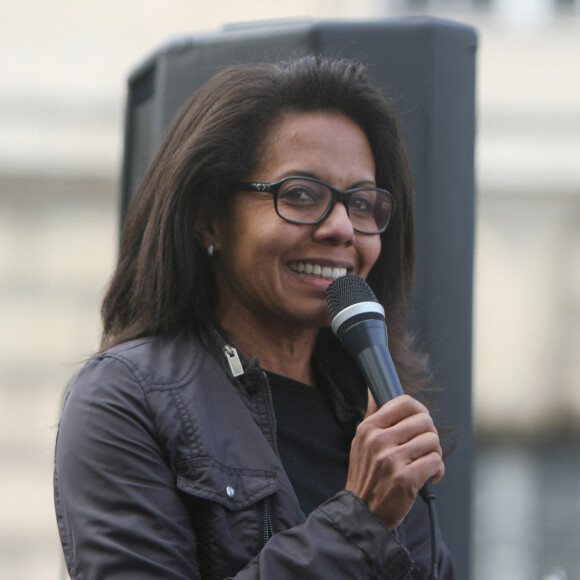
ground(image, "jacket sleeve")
xmin=55 ymin=355 xmax=202 ymax=580
xmin=54 ymin=355 xmax=417 ymax=580
xmin=236 ymin=491 xmax=416 ymax=579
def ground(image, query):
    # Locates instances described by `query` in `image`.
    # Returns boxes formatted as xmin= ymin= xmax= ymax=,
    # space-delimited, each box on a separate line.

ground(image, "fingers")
xmin=371 ymin=395 xmax=443 ymax=479
xmin=399 ymin=431 xmax=445 ymax=484
xmin=356 ymin=413 xmax=442 ymax=484
xmin=364 ymin=393 xmax=430 ymax=427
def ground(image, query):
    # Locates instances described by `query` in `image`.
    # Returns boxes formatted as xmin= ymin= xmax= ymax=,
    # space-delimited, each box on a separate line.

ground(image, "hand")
xmin=345 ymin=393 xmax=444 ymax=529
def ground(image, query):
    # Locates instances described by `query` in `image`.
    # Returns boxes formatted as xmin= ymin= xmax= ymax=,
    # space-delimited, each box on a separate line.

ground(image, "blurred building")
xmin=1 ymin=0 xmax=578 ymax=578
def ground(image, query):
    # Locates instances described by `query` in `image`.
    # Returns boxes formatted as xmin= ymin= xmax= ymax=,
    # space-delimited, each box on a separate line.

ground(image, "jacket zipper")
xmin=261 ymin=370 xmax=278 ymax=446
xmin=262 ymin=497 xmax=275 ymax=546
xmin=260 ymin=370 xmax=277 ymax=545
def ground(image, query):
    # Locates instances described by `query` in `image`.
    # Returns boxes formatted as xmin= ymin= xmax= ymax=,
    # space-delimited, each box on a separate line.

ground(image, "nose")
xmin=312 ymin=201 xmax=355 ymax=245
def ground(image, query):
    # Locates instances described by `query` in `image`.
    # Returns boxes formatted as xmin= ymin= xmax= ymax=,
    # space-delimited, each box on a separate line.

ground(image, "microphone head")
xmin=326 ymin=275 xmax=385 ymax=338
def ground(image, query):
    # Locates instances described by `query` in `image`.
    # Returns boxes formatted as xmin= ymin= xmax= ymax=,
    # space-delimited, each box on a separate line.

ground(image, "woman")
xmin=54 ymin=56 xmax=454 ymax=579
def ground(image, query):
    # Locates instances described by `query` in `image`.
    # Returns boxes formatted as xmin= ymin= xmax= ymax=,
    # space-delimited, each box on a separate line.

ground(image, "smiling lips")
xmin=289 ymin=261 xmax=348 ymax=280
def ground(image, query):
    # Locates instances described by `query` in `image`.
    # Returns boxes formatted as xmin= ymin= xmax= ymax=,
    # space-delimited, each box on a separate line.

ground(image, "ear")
xmin=194 ymin=211 xmax=225 ymax=253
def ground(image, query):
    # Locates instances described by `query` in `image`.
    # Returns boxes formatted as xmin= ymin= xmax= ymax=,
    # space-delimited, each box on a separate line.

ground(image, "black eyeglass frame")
xmin=236 ymin=176 xmax=395 ymax=235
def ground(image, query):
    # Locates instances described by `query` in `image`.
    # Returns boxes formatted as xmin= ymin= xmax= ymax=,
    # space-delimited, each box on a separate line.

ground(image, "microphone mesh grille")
xmin=326 ymin=275 xmax=384 ymax=338
xmin=326 ymin=275 xmax=378 ymax=317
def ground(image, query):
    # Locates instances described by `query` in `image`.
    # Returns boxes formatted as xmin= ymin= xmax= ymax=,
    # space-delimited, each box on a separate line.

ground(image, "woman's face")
xmin=210 ymin=111 xmax=382 ymax=332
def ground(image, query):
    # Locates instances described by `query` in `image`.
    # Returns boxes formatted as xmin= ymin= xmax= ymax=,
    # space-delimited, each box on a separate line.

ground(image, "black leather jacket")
xmin=54 ymin=330 xmax=454 ymax=579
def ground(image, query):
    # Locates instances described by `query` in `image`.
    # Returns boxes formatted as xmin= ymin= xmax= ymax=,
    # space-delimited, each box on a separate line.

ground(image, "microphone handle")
xmin=338 ymin=319 xmax=403 ymax=404
xmin=355 ymin=345 xmax=403 ymax=404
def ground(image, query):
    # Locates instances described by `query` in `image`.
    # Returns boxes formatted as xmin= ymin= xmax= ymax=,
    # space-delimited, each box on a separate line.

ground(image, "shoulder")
xmin=61 ymin=330 xmax=216 ymax=421
xmin=58 ymin=330 xmax=226 ymax=460
xmin=92 ymin=330 xmax=211 ymax=392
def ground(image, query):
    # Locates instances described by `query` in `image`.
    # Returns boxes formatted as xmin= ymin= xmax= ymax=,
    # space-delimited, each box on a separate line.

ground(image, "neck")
xmin=218 ymin=313 xmax=318 ymax=387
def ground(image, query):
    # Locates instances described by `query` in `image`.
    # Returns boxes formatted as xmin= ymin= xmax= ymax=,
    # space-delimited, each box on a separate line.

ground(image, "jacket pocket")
xmin=176 ymin=457 xmax=279 ymax=509
xmin=176 ymin=458 xmax=279 ymax=578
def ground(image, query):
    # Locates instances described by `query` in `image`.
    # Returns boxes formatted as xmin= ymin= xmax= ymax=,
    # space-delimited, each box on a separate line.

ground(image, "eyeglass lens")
xmin=276 ymin=178 xmax=391 ymax=233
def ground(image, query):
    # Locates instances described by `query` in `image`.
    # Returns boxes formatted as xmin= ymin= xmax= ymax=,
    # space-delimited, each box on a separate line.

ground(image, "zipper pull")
xmin=224 ymin=344 xmax=244 ymax=378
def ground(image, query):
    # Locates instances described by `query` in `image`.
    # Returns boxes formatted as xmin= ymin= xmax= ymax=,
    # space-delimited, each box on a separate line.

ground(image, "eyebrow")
xmin=277 ymin=171 xmax=377 ymax=189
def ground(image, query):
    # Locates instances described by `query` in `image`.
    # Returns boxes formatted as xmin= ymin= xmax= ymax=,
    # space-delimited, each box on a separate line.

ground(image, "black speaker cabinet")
xmin=121 ymin=17 xmax=477 ymax=578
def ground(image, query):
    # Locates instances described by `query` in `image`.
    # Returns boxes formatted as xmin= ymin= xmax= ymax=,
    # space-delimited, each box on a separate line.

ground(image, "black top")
xmin=267 ymin=371 xmax=355 ymax=516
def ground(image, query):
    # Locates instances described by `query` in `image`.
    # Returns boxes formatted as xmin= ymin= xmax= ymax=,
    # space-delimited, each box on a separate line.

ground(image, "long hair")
xmin=101 ymin=56 xmax=430 ymax=396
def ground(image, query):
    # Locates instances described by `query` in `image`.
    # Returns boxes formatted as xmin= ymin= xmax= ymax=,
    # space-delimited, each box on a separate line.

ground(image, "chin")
xmin=295 ymin=309 xmax=332 ymax=330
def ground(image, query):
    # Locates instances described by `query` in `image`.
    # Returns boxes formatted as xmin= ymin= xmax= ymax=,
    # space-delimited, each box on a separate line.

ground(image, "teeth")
xmin=289 ymin=262 xmax=347 ymax=280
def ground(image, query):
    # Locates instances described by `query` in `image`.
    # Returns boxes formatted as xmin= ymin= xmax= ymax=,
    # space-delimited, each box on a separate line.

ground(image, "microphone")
xmin=326 ymin=274 xmax=403 ymax=405
xmin=326 ymin=274 xmax=436 ymax=503
xmin=327 ymin=275 xmax=440 ymax=578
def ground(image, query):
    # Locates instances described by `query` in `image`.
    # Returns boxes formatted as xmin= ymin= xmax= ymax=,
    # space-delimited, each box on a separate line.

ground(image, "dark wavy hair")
xmin=101 ymin=55 xmax=431 ymax=397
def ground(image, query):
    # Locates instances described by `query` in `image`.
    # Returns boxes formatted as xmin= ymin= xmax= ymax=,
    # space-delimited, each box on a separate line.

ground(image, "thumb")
xmin=364 ymin=388 xmax=380 ymax=419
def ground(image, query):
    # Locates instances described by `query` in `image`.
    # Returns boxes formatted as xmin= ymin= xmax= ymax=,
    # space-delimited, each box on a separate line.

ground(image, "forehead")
xmin=252 ymin=111 xmax=376 ymax=185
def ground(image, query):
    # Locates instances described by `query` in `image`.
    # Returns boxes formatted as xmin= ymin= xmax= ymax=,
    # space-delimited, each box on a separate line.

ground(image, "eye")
xmin=349 ymin=191 xmax=375 ymax=214
xmin=278 ymin=181 xmax=323 ymax=207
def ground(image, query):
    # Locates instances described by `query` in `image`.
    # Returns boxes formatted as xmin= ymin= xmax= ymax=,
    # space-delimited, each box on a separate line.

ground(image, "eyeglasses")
xmin=236 ymin=176 xmax=394 ymax=235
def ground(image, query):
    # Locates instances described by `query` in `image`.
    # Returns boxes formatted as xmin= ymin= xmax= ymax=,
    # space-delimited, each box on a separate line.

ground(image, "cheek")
xmin=226 ymin=222 xmax=289 ymax=275
xmin=361 ymin=237 xmax=382 ymax=276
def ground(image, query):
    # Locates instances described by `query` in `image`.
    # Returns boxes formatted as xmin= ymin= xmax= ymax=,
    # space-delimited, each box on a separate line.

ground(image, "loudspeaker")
xmin=121 ymin=17 xmax=477 ymax=578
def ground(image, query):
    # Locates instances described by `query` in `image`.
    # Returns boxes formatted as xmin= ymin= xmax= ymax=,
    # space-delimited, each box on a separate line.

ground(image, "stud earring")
xmin=206 ymin=243 xmax=214 ymax=257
